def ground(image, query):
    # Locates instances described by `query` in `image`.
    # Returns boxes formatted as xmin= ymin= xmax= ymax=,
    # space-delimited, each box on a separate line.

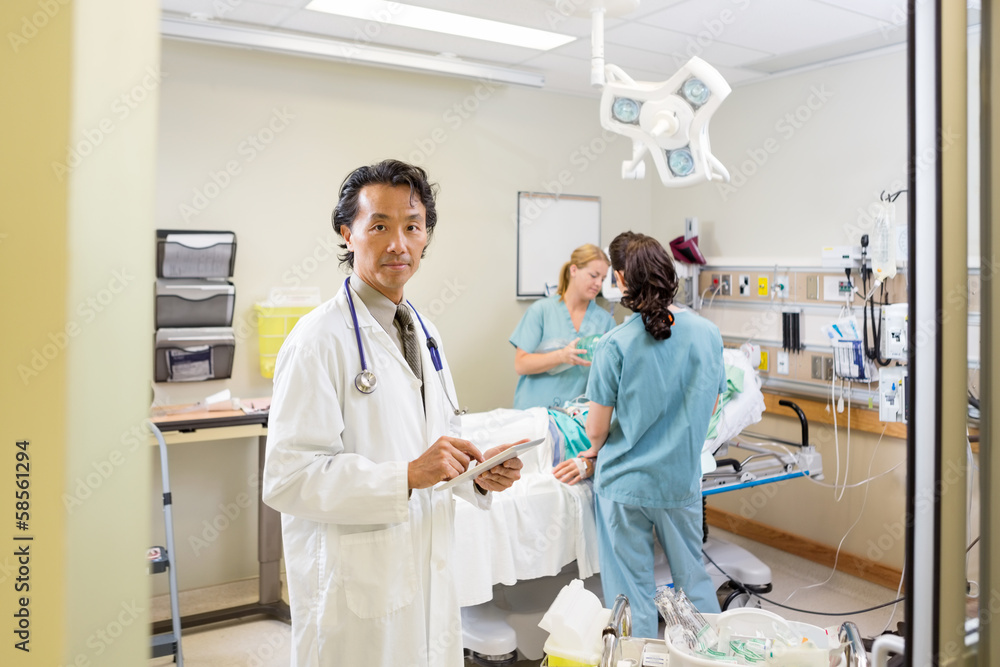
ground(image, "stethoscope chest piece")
xmin=355 ymin=369 xmax=377 ymax=394
xmin=342 ymin=277 xmax=464 ymax=413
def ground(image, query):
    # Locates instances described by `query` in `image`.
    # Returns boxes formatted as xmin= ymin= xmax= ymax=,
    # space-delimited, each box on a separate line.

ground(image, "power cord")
xmin=701 ymin=548 xmax=905 ymax=617
xmin=783 ymin=424 xmax=887 ymax=605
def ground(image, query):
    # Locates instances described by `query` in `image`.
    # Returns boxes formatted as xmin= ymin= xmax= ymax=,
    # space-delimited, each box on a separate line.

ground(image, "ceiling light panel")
xmin=384 ymin=0 xmax=596 ymax=36
xmin=276 ymin=11 xmax=546 ymax=66
xmin=305 ymin=0 xmax=575 ymax=50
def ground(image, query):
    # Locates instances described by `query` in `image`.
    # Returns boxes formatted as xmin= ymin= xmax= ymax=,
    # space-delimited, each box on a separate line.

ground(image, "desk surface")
xmin=152 ymin=401 xmax=269 ymax=433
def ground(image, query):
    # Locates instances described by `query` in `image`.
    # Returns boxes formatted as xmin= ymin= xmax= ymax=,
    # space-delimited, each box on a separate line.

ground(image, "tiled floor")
xmin=150 ymin=527 xmax=914 ymax=666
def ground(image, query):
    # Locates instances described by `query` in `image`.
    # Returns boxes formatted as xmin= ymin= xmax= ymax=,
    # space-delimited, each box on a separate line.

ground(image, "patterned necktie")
xmin=393 ymin=305 xmax=422 ymax=379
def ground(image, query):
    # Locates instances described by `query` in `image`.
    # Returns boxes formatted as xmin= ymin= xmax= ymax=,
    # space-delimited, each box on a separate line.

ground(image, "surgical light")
xmin=667 ymin=148 xmax=695 ymax=177
xmin=681 ymin=78 xmax=710 ymax=107
xmin=599 ymin=58 xmax=731 ymax=186
xmin=611 ymin=97 xmax=641 ymax=124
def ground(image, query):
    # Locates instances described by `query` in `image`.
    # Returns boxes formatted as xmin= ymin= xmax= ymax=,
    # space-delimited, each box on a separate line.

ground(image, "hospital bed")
xmin=454 ymin=349 xmax=824 ymax=665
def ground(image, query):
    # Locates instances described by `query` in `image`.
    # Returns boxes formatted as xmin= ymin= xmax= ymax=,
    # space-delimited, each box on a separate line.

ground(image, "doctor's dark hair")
xmin=332 ymin=159 xmax=439 ymax=268
xmin=619 ymin=234 xmax=678 ymax=341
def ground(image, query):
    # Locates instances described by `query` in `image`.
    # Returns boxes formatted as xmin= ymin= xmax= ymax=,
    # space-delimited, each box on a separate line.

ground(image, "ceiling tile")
xmin=161 ymin=0 xmax=224 ymax=17
xmin=639 ymin=0 xmax=886 ymax=54
xmin=605 ymin=21 xmax=772 ymax=68
xmin=814 ymin=0 xmax=908 ymax=23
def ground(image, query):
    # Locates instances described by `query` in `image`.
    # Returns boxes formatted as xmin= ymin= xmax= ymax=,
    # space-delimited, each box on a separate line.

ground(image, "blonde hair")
xmin=557 ymin=244 xmax=610 ymax=299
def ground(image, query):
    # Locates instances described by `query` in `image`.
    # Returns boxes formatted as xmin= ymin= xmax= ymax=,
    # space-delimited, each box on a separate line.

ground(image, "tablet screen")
xmin=435 ymin=438 xmax=545 ymax=490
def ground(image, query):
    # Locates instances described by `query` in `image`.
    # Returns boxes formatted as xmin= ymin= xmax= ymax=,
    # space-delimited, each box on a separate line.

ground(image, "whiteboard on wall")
xmin=517 ymin=192 xmax=601 ymax=298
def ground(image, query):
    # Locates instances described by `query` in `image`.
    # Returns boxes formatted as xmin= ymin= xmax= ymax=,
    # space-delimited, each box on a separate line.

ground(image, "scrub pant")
xmin=595 ymin=494 xmax=720 ymax=638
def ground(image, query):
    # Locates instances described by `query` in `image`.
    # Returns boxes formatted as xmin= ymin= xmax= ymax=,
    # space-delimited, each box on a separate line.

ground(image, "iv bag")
xmin=871 ymin=202 xmax=897 ymax=281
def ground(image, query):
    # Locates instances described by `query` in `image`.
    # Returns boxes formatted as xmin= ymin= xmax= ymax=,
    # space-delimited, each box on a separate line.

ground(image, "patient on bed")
xmin=548 ymin=346 xmax=763 ymax=485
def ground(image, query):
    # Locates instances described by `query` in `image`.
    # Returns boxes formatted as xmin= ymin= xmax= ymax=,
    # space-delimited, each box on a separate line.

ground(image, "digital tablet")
xmin=435 ymin=438 xmax=545 ymax=491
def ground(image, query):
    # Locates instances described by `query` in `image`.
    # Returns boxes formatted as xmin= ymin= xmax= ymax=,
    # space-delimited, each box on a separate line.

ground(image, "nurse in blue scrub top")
xmin=510 ymin=244 xmax=615 ymax=409
xmin=579 ymin=233 xmax=725 ymax=637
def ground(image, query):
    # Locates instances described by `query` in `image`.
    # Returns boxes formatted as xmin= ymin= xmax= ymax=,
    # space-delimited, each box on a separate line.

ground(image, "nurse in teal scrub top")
xmin=510 ymin=244 xmax=615 ymax=409
xmin=579 ymin=233 xmax=725 ymax=637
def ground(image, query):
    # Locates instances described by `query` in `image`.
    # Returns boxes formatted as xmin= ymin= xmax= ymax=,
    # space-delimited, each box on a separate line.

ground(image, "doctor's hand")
xmin=560 ymin=338 xmax=591 ymax=367
xmin=474 ymin=440 xmax=526 ymax=493
xmin=407 ymin=437 xmax=484 ymax=490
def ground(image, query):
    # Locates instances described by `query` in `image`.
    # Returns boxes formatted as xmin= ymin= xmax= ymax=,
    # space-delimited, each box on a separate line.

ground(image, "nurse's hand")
xmin=561 ymin=338 xmax=591 ymax=367
xmin=552 ymin=455 xmax=594 ymax=486
xmin=407 ymin=437 xmax=484 ymax=490
xmin=474 ymin=440 xmax=526 ymax=493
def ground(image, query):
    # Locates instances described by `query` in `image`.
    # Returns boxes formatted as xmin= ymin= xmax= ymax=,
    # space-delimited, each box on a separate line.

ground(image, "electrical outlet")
xmin=823 ymin=275 xmax=853 ymax=301
xmin=719 ymin=274 xmax=732 ymax=296
xmin=738 ymin=274 xmax=751 ymax=296
xmin=777 ymin=351 xmax=790 ymax=375
xmin=711 ymin=274 xmax=721 ymax=293
xmin=824 ymin=357 xmax=834 ymax=380
xmin=759 ymin=350 xmax=769 ymax=373
xmin=811 ymin=355 xmax=824 ymax=380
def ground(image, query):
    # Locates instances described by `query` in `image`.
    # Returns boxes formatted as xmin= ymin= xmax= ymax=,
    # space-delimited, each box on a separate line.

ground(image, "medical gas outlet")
xmin=710 ymin=274 xmax=732 ymax=296
xmin=774 ymin=275 xmax=788 ymax=298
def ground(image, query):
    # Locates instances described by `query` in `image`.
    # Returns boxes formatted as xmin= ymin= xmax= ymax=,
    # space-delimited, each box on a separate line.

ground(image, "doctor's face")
xmin=341 ymin=183 xmax=428 ymax=303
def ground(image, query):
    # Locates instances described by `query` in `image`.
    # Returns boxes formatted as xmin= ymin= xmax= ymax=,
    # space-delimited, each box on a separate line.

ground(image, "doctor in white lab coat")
xmin=263 ymin=159 xmax=523 ymax=667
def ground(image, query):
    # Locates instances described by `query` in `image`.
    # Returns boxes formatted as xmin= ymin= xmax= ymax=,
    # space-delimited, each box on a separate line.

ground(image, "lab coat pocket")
xmin=340 ymin=522 xmax=417 ymax=619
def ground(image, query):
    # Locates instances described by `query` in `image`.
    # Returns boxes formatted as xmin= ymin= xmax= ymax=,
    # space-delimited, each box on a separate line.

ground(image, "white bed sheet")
xmin=453 ymin=408 xmax=600 ymax=608
xmin=452 ymin=357 xmax=765 ymax=609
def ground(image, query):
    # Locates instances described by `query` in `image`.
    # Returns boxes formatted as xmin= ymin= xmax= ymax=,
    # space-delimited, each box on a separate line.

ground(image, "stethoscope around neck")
xmin=343 ymin=278 xmax=466 ymax=415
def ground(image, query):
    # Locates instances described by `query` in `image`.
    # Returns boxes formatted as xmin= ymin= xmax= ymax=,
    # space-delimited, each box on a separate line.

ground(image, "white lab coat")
xmin=263 ymin=284 xmax=489 ymax=667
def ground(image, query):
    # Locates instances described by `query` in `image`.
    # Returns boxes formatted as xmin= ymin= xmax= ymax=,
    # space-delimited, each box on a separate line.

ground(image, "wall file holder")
xmin=154 ymin=327 xmax=235 ymax=382
xmin=155 ymin=279 xmax=235 ymax=328
xmin=156 ymin=230 xmax=237 ymax=278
